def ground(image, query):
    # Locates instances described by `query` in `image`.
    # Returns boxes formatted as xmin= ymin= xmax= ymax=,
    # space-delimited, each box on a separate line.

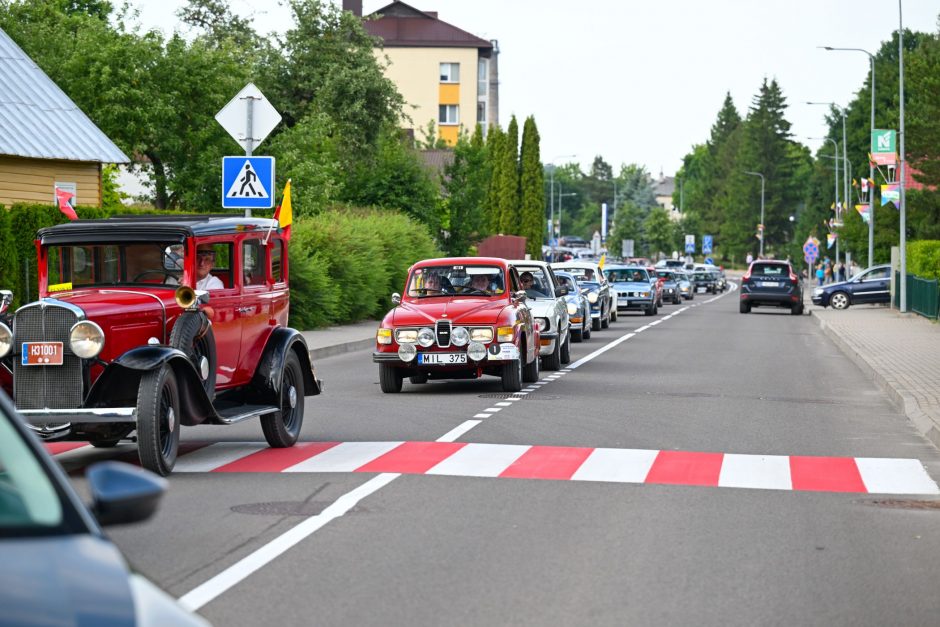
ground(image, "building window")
xmin=477 ymin=59 xmax=488 ymax=96
xmin=440 ymin=62 xmax=459 ymax=83
xmin=439 ymin=105 xmax=459 ymax=125
xmin=477 ymin=101 xmax=486 ymax=125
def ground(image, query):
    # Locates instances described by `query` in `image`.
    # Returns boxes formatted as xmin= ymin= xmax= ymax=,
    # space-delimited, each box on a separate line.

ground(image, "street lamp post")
xmin=743 ymin=171 xmax=765 ymax=257
xmin=822 ymin=45 xmax=876 ymax=266
xmin=899 ymin=0 xmax=907 ymax=312
xmin=808 ymin=101 xmax=849 ymax=265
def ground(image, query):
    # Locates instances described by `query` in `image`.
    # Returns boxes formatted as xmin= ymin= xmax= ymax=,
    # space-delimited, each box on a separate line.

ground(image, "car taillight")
xmin=789 ymin=272 xmax=799 ymax=283
xmin=742 ymin=271 xmax=751 ymax=282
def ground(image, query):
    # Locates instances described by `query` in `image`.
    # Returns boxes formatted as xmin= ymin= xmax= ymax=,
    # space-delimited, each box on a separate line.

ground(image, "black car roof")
xmin=38 ymin=215 xmax=279 ymax=245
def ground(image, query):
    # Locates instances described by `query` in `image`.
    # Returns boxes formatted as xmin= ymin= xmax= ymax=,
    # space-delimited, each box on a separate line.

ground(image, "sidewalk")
xmin=302 ymin=319 xmax=377 ymax=361
xmin=810 ymin=302 xmax=940 ymax=449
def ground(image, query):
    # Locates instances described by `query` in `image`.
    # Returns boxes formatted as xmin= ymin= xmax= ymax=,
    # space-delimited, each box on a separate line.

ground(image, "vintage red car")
xmin=372 ymin=257 xmax=540 ymax=392
xmin=0 ymin=215 xmax=321 ymax=475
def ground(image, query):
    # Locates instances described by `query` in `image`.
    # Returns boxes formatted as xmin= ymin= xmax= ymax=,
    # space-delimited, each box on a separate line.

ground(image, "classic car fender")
xmin=85 ymin=346 xmax=216 ymax=426
xmin=248 ymin=327 xmax=321 ymax=405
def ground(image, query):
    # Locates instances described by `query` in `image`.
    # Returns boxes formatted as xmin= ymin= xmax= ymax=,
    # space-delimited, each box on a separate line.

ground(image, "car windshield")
xmin=606 ymin=269 xmax=648 ymax=282
xmin=516 ymin=266 xmax=554 ymax=298
xmin=407 ymin=264 xmax=504 ymax=297
xmin=0 ymin=409 xmax=68 ymax=537
xmin=556 ymin=274 xmax=577 ymax=292
xmin=554 ymin=266 xmax=597 ymax=283
xmin=46 ymin=242 xmax=185 ymax=289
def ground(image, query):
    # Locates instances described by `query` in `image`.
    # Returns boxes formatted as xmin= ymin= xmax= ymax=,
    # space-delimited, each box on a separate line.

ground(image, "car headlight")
xmin=497 ymin=325 xmax=515 ymax=342
xmin=535 ymin=317 xmax=549 ymax=332
xmin=398 ymin=343 xmax=416 ymax=362
xmin=69 ymin=320 xmax=104 ymax=359
xmin=0 ymin=322 xmax=10 ymax=358
xmin=396 ymin=329 xmax=418 ymax=344
xmin=451 ymin=326 xmax=470 ymax=347
xmin=470 ymin=327 xmax=493 ymax=343
xmin=641 ymin=292 xmax=650 ymax=298
xmin=467 ymin=341 xmax=487 ymax=361
xmin=376 ymin=328 xmax=392 ymax=345
xmin=417 ymin=327 xmax=435 ymax=347
xmin=813 ymin=288 xmax=824 ymax=297
xmin=566 ymin=302 xmax=578 ymax=315
xmin=587 ymin=291 xmax=599 ymax=304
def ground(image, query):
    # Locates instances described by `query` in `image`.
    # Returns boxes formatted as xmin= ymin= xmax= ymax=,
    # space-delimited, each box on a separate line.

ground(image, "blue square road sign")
xmin=222 ymin=156 xmax=275 ymax=209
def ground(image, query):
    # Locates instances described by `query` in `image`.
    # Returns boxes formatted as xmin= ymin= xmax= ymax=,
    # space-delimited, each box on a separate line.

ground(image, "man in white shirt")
xmin=196 ymin=244 xmax=224 ymax=290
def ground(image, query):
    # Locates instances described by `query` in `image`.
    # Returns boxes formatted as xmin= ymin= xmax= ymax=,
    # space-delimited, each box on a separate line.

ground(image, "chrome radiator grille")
xmin=13 ymin=303 xmax=83 ymax=410
xmin=435 ymin=320 xmax=451 ymax=347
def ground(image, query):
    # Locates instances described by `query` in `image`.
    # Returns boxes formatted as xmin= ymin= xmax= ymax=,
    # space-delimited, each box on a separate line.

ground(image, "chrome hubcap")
xmin=288 ymin=385 xmax=297 ymax=409
xmin=166 ymin=406 xmax=176 ymax=432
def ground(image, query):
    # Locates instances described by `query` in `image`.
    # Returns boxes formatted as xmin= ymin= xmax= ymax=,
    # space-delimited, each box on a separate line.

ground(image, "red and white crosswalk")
xmin=47 ymin=440 xmax=940 ymax=495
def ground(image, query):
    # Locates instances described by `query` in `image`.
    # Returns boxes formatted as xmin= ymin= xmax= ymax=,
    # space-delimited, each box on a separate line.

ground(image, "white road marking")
xmin=437 ymin=420 xmax=482 ymax=443
xmin=567 ymin=333 xmax=635 ymax=370
xmin=178 ymin=472 xmax=399 ymax=611
xmin=426 ymin=443 xmax=530 ymax=477
xmin=283 ymin=441 xmax=402 ymax=473
xmin=174 ymin=443 xmax=265 ymax=473
xmin=495 ymin=402 xmax=513 ymax=407
xmin=483 ymin=407 xmax=502 ymax=413
xmin=718 ymin=454 xmax=792 ymax=491
xmin=571 ymin=448 xmax=659 ymax=483
xmin=473 ymin=413 xmax=492 ymax=419
xmin=855 ymin=457 xmax=940 ymax=494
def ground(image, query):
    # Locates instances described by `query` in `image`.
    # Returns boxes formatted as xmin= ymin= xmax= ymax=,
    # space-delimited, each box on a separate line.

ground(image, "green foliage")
xmin=519 ymin=116 xmax=544 ymax=258
xmin=643 ymin=207 xmax=674 ymax=258
xmin=0 ymin=208 xmax=18 ymax=304
xmin=442 ymin=125 xmax=487 ymax=255
xmin=484 ymin=125 xmax=505 ymax=234
xmin=906 ymin=240 xmax=940 ymax=281
xmin=287 ymin=209 xmax=440 ymax=328
xmin=907 ymin=28 xmax=940 ymax=187
xmin=497 ymin=116 xmax=520 ymax=235
xmin=101 ymin=164 xmax=127 ymax=211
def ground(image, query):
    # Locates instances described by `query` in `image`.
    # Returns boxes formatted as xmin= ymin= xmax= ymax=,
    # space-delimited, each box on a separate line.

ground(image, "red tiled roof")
xmin=365 ymin=1 xmax=493 ymax=51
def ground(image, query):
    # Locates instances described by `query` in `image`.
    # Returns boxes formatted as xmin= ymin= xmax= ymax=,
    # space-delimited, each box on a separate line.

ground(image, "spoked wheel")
xmin=261 ymin=351 xmax=305 ymax=448
xmin=137 ymin=364 xmax=181 ymax=476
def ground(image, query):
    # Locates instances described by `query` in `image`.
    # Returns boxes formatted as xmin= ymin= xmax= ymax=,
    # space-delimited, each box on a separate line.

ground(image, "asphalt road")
xmin=62 ymin=285 xmax=940 ymax=626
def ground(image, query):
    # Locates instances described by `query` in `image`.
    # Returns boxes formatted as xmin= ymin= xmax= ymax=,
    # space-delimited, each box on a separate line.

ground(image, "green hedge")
xmin=0 ymin=203 xmax=440 ymax=328
xmin=907 ymin=240 xmax=940 ymax=281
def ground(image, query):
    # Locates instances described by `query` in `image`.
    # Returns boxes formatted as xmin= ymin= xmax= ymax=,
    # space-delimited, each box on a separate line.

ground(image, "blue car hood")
xmin=0 ymin=535 xmax=136 ymax=626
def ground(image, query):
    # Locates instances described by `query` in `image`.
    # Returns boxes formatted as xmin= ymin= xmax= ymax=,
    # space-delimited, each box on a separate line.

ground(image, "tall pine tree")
xmin=498 ymin=115 xmax=520 ymax=234
xmin=484 ymin=124 xmax=505 ymax=234
xmin=519 ymin=116 xmax=545 ymax=258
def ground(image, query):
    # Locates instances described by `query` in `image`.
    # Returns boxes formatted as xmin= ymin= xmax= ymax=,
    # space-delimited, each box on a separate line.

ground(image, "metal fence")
xmin=894 ymin=272 xmax=940 ymax=319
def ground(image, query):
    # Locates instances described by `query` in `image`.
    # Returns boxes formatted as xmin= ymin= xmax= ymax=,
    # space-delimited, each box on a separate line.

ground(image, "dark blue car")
xmin=812 ymin=264 xmax=891 ymax=310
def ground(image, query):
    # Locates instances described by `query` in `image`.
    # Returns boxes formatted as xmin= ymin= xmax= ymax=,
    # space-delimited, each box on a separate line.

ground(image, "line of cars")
xmin=373 ymin=257 xmax=707 ymax=393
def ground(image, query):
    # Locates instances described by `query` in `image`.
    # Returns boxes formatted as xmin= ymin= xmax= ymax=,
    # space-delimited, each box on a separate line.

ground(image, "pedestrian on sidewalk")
xmin=838 ymin=263 xmax=846 ymax=282
xmin=824 ymin=260 xmax=833 ymax=284
xmin=816 ymin=263 xmax=825 ymax=287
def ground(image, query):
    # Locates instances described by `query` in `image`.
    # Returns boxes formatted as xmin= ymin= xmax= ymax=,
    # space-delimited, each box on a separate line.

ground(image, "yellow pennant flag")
xmin=598 ymin=254 xmax=606 ymax=270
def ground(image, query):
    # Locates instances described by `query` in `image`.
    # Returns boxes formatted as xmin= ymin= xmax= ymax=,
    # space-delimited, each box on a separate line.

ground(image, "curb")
xmin=309 ymin=337 xmax=375 ymax=362
xmin=810 ymin=309 xmax=940 ymax=450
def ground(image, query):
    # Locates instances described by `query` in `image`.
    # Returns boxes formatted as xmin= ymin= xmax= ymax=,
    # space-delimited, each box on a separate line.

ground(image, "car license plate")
xmin=697 ymin=287 xmax=706 ymax=293
xmin=762 ymin=281 xmax=779 ymax=287
xmin=418 ymin=353 xmax=467 ymax=365
xmin=21 ymin=341 xmax=64 ymax=366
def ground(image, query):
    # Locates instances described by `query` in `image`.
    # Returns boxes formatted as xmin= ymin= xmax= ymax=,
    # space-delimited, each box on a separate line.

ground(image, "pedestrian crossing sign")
xmin=222 ymin=156 xmax=274 ymax=209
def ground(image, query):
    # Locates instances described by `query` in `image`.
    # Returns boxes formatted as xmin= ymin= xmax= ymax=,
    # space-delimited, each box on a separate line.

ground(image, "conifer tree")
xmin=484 ymin=124 xmax=505 ymax=234
xmin=498 ymin=115 xmax=520 ymax=234
xmin=519 ymin=116 xmax=545 ymax=258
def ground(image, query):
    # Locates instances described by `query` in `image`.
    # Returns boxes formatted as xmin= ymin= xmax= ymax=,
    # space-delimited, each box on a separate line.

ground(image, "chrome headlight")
xmin=398 ymin=343 xmax=416 ymax=362
xmin=566 ymin=302 xmax=578 ymax=315
xmin=451 ymin=326 xmax=470 ymax=347
xmin=587 ymin=291 xmax=599 ymax=304
xmin=0 ymin=322 xmax=11 ymax=358
xmin=470 ymin=327 xmax=493 ymax=343
xmin=396 ymin=329 xmax=418 ymax=344
xmin=417 ymin=327 xmax=435 ymax=347
xmin=467 ymin=341 xmax=487 ymax=361
xmin=69 ymin=320 xmax=104 ymax=359
xmin=641 ymin=292 xmax=650 ymax=298
xmin=813 ymin=288 xmax=824 ymax=297
xmin=535 ymin=317 xmax=549 ymax=332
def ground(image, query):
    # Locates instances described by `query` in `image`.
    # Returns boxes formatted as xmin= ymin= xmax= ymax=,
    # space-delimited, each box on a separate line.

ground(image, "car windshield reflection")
xmin=407 ymin=265 xmax=505 ymax=298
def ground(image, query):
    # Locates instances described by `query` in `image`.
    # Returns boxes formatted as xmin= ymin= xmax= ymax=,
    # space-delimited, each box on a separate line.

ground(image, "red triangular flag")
xmin=54 ymin=187 xmax=78 ymax=220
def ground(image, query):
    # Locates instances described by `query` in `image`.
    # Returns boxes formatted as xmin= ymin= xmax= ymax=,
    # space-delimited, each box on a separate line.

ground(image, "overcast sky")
xmin=134 ymin=0 xmax=939 ymax=178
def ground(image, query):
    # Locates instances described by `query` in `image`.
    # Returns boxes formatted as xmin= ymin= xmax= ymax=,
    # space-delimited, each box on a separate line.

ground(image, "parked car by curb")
xmin=812 ymin=264 xmax=891 ymax=310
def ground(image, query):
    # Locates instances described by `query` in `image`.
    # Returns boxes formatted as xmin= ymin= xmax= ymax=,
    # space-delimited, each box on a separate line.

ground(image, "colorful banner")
xmin=827 ymin=233 xmax=837 ymax=249
xmin=855 ymin=204 xmax=871 ymax=224
xmin=881 ymin=183 xmax=900 ymax=208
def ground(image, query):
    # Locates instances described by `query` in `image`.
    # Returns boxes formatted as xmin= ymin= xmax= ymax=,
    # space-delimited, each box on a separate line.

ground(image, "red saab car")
xmin=373 ymin=257 xmax=540 ymax=392
xmin=0 ymin=215 xmax=322 ymax=475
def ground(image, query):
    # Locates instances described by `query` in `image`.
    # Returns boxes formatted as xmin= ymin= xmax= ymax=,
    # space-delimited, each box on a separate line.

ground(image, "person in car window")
xmin=471 ymin=273 xmax=491 ymax=292
xmin=196 ymin=244 xmax=224 ymax=290
xmin=584 ymin=268 xmax=595 ymax=281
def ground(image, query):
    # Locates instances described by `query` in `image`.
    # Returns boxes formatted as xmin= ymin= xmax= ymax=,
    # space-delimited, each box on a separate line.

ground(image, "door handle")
xmin=237 ymin=306 xmax=253 ymax=314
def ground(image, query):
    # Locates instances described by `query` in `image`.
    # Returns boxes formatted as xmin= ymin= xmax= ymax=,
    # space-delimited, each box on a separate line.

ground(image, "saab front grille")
xmin=436 ymin=320 xmax=452 ymax=347
xmin=13 ymin=303 xmax=83 ymax=410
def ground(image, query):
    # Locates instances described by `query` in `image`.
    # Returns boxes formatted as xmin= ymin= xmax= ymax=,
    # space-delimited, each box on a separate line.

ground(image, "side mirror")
xmin=513 ymin=290 xmax=528 ymax=303
xmin=392 ymin=293 xmax=401 ymax=305
xmin=556 ymin=285 xmax=569 ymax=296
xmin=86 ymin=461 xmax=167 ymax=527
xmin=0 ymin=290 xmax=12 ymax=315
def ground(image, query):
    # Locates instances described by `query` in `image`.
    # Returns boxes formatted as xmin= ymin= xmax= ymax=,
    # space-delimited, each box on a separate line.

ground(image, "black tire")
xmin=560 ymin=331 xmax=571 ymax=365
xmin=261 ymin=351 xmax=305 ymax=448
xmin=502 ymin=357 xmax=523 ymax=392
xmin=600 ymin=309 xmax=610 ymax=329
xmin=791 ymin=303 xmax=804 ymax=315
xmin=542 ymin=334 xmax=562 ymax=370
xmin=739 ymin=301 xmax=751 ymax=314
xmin=583 ymin=318 xmax=592 ymax=340
xmin=644 ymin=305 xmax=655 ymax=316
xmin=89 ymin=438 xmax=122 ymax=448
xmin=409 ymin=373 xmax=429 ymax=384
xmin=379 ymin=363 xmax=403 ymax=393
xmin=830 ymin=291 xmax=850 ymax=310
xmin=610 ymin=308 xmax=618 ymax=322
xmin=571 ymin=327 xmax=583 ymax=343
xmin=522 ymin=341 xmax=540 ymax=383
xmin=169 ymin=311 xmax=217 ymax=398
xmin=136 ymin=364 xmax=181 ymax=477
xmin=592 ymin=316 xmax=601 ymax=331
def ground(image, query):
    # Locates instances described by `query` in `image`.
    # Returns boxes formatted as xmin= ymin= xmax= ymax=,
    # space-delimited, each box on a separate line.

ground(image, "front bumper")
xmin=741 ymin=292 xmax=801 ymax=307
xmin=538 ymin=332 xmax=558 ymax=356
xmin=373 ymin=342 xmax=521 ymax=367
xmin=617 ymin=298 xmax=654 ymax=311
